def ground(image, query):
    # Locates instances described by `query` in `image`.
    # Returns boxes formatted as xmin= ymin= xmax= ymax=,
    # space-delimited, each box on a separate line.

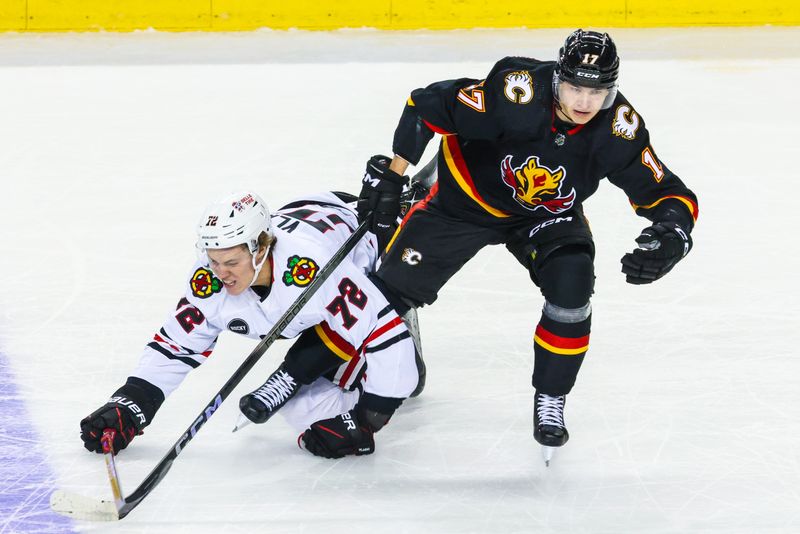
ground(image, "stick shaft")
xmin=116 ymin=220 xmax=370 ymax=519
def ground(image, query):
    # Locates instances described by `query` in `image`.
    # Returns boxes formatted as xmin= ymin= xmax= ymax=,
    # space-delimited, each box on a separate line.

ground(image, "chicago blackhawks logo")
xmin=282 ymin=255 xmax=318 ymax=287
xmin=190 ymin=267 xmax=223 ymax=299
xmin=500 ymin=155 xmax=576 ymax=214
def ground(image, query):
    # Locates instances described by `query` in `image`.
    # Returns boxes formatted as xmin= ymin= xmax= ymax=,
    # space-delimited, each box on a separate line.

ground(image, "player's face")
xmin=206 ymin=246 xmax=257 ymax=296
xmin=556 ymin=81 xmax=609 ymax=124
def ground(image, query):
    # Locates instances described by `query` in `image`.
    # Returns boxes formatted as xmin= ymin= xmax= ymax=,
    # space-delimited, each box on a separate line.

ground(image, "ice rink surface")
xmin=1 ymin=26 xmax=799 ymax=533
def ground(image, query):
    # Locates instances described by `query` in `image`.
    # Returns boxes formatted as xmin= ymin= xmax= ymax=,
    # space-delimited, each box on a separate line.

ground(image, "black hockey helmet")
xmin=556 ymin=29 xmax=619 ymax=88
xmin=553 ymin=29 xmax=620 ymax=110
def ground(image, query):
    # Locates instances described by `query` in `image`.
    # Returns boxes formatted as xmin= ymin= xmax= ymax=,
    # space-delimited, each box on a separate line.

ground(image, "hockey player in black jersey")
xmin=358 ymin=29 xmax=699 ymax=464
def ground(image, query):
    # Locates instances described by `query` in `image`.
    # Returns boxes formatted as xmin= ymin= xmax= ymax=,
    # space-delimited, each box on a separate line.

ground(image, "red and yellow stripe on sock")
xmin=534 ymin=325 xmax=590 ymax=356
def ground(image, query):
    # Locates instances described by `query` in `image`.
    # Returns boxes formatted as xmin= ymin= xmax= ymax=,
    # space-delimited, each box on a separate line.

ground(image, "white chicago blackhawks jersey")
xmin=130 ymin=192 xmax=418 ymax=402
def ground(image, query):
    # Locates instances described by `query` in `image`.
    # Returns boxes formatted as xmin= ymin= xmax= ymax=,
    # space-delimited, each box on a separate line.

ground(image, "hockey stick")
xmin=411 ymin=155 xmax=438 ymax=190
xmin=51 ymin=217 xmax=370 ymax=521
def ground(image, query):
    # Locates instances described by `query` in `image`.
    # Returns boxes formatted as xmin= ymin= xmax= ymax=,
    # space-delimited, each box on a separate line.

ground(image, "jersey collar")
xmin=551 ymin=105 xmax=586 ymax=136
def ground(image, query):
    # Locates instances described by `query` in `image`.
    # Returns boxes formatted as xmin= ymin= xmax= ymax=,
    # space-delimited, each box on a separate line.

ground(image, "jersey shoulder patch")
xmin=488 ymin=57 xmax=546 ymax=107
xmin=282 ymin=255 xmax=319 ymax=287
xmin=611 ymin=103 xmax=641 ymax=141
xmin=270 ymin=226 xmax=336 ymax=289
xmin=486 ymin=56 xmax=543 ymax=79
xmin=503 ymin=70 xmax=534 ymax=104
xmin=189 ymin=266 xmax=223 ymax=299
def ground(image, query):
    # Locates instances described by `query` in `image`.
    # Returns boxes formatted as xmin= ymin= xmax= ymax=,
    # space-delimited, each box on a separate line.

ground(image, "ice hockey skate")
xmin=233 ymin=364 xmax=300 ymax=432
xmin=533 ymin=391 xmax=569 ymax=466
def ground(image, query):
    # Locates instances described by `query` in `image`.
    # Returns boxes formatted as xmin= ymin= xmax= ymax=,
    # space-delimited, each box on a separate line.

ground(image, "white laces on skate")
xmin=536 ymin=394 xmax=566 ymax=428
xmin=252 ymin=370 xmax=297 ymax=410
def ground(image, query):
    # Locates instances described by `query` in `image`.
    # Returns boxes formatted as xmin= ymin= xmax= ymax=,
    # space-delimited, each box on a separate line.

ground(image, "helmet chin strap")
xmin=552 ymin=82 xmax=575 ymax=125
xmin=554 ymin=101 xmax=576 ymax=125
xmin=249 ymin=246 xmax=270 ymax=287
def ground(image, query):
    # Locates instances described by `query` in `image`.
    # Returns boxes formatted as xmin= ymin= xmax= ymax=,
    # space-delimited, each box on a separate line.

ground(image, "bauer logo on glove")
xmin=298 ymin=409 xmax=375 ymax=459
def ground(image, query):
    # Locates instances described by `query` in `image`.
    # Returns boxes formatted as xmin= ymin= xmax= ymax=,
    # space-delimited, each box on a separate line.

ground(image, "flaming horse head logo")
xmin=500 ymin=155 xmax=576 ymax=214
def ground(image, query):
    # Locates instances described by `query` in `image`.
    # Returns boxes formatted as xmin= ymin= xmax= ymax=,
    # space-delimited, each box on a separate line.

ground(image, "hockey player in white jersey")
xmin=80 ymin=189 xmax=421 ymax=459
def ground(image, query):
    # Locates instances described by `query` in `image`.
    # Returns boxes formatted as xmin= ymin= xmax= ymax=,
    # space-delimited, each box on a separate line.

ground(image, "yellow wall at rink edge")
xmin=1 ymin=0 xmax=798 ymax=31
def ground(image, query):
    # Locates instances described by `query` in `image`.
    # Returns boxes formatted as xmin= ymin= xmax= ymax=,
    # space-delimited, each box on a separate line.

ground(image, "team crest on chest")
xmin=282 ymin=255 xmax=318 ymax=287
xmin=503 ymin=71 xmax=534 ymax=104
xmin=190 ymin=267 xmax=223 ymax=299
xmin=612 ymin=104 xmax=640 ymax=140
xmin=500 ymin=155 xmax=576 ymax=214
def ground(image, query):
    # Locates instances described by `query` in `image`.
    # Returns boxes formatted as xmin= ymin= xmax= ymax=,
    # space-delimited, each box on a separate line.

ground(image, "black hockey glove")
xmin=299 ymin=409 xmax=375 ymax=459
xmin=80 ymin=379 xmax=162 ymax=455
xmin=357 ymin=155 xmax=409 ymax=251
xmin=621 ymin=222 xmax=693 ymax=284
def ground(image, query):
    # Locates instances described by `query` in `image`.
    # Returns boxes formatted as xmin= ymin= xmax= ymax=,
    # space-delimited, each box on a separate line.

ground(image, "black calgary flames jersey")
xmin=392 ymin=56 xmax=698 ymax=229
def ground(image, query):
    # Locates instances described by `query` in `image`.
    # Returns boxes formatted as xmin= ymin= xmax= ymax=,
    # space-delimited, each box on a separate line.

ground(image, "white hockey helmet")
xmin=196 ymin=191 xmax=273 ymax=256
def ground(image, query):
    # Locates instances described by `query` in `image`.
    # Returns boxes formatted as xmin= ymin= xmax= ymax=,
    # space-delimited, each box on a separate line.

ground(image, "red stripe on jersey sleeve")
xmin=423 ymin=119 xmax=453 ymax=136
xmin=337 ymin=353 xmax=362 ymax=388
xmin=154 ymin=333 xmax=181 ymax=353
xmin=364 ymin=316 xmax=404 ymax=347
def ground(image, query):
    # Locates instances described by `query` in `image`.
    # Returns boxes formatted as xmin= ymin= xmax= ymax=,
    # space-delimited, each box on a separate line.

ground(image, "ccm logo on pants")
xmin=529 ymin=217 xmax=573 ymax=238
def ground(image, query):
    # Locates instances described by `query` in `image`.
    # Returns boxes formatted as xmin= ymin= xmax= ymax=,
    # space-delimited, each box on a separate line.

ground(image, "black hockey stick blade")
xmin=51 ymin=218 xmax=370 ymax=521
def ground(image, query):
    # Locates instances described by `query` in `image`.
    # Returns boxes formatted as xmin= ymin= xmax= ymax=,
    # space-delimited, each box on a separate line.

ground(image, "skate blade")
xmin=541 ymin=445 xmax=556 ymax=467
xmin=232 ymin=413 xmax=252 ymax=433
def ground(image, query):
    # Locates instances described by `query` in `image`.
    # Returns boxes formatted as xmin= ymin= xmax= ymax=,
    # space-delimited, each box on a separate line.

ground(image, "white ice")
xmin=1 ymin=26 xmax=799 ymax=533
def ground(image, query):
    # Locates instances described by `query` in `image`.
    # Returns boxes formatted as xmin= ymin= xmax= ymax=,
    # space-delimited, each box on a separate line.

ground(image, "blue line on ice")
xmin=0 ymin=351 xmax=76 ymax=534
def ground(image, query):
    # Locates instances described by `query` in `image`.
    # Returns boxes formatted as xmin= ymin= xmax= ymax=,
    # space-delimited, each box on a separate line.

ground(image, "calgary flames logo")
xmin=500 ymin=155 xmax=576 ymax=214
xmin=612 ymin=104 xmax=640 ymax=140
xmin=503 ymin=71 xmax=534 ymax=104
